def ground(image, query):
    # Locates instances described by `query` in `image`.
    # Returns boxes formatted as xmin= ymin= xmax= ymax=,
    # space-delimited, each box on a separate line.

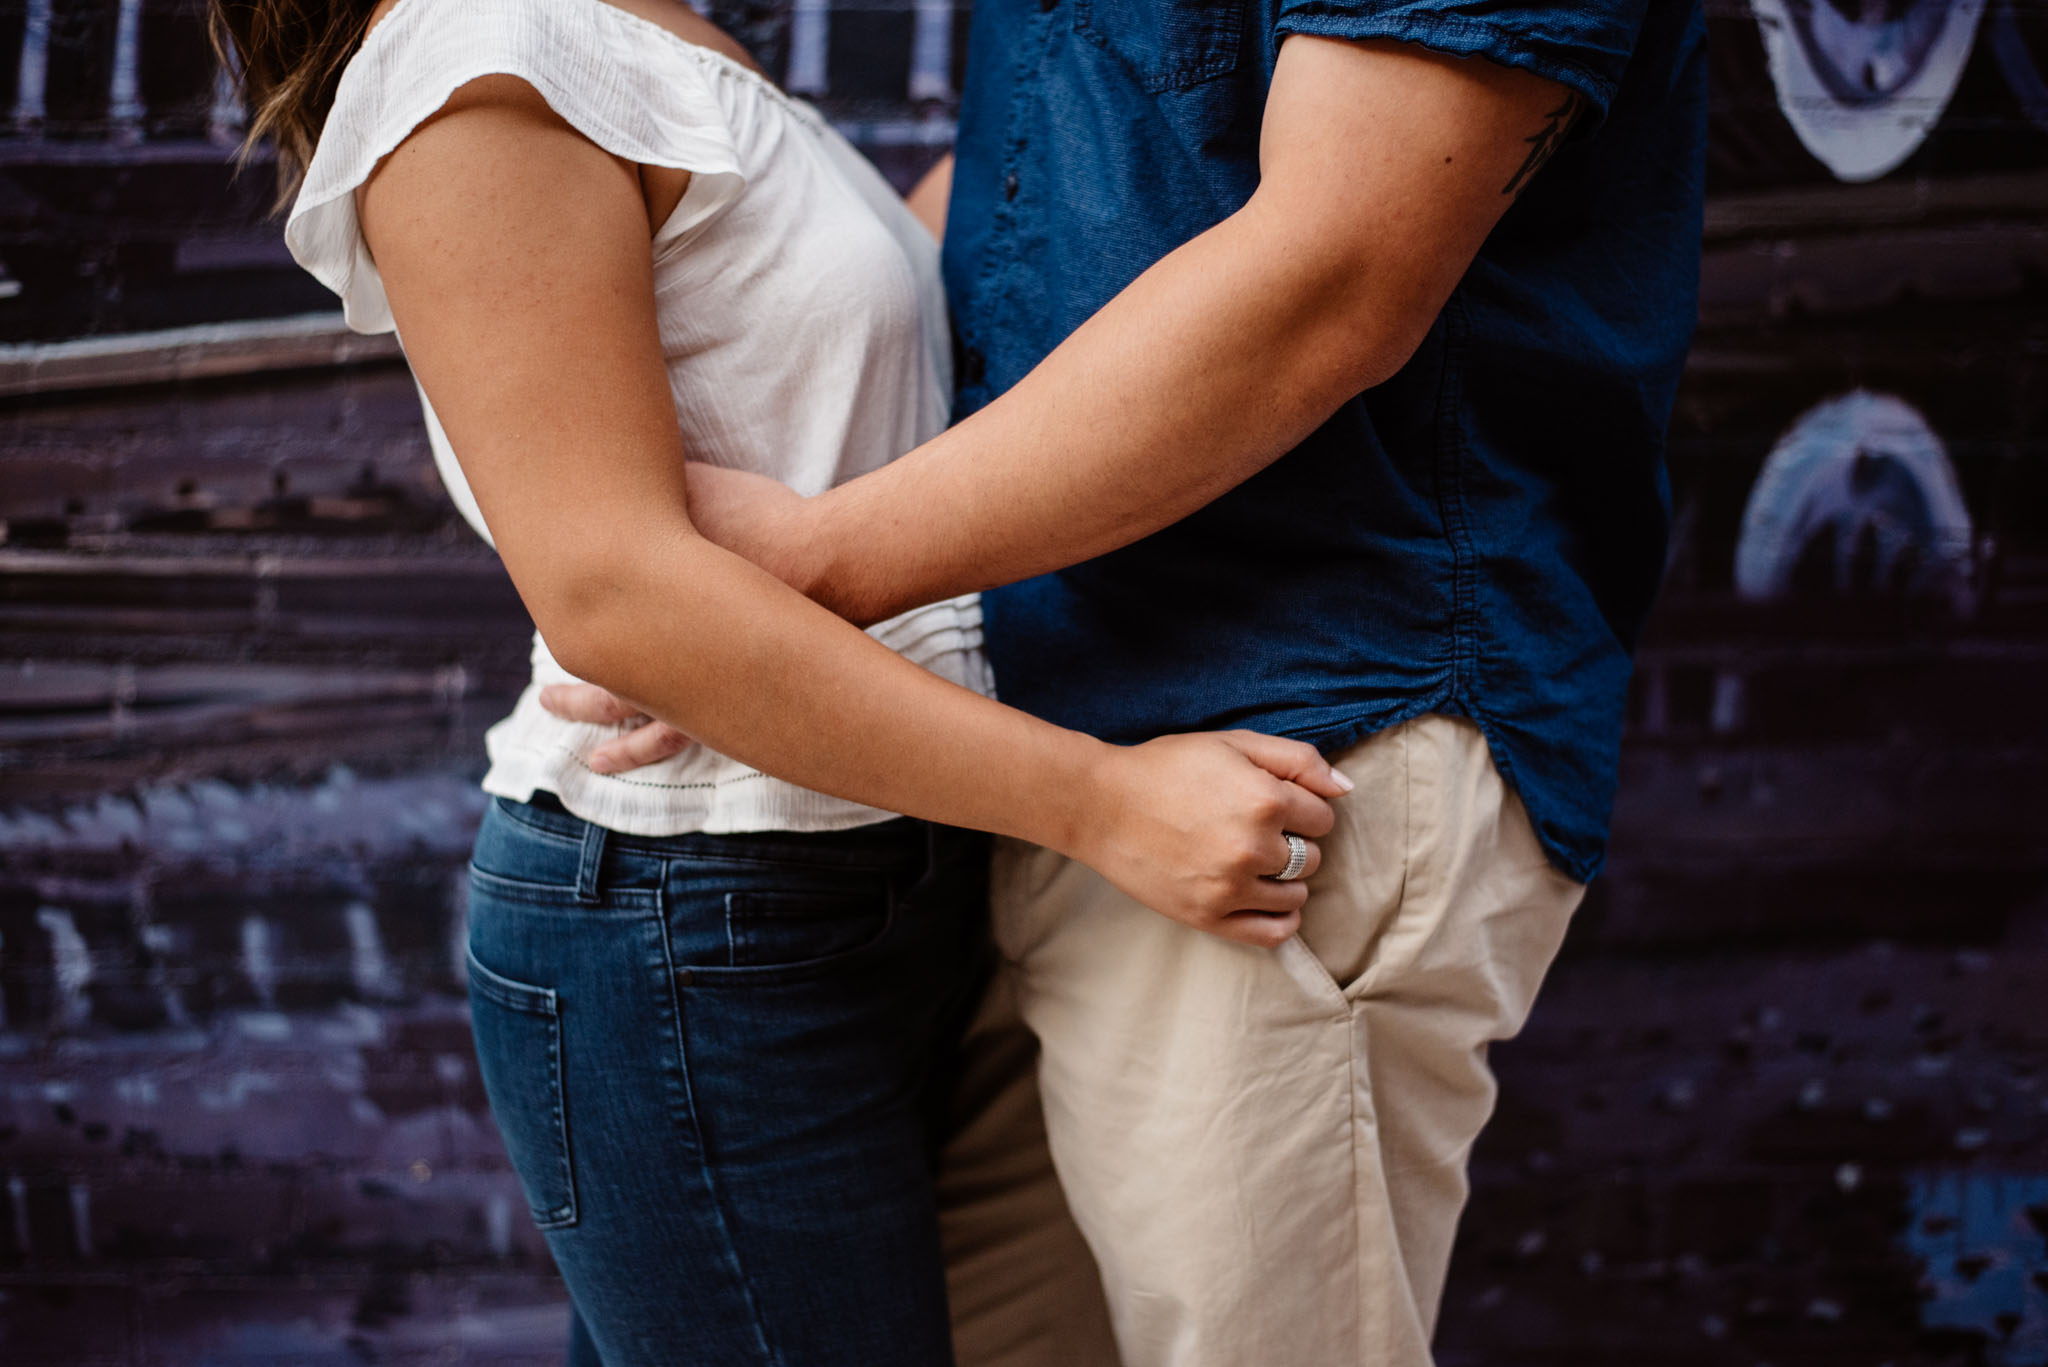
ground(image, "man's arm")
xmin=904 ymin=151 xmax=952 ymax=242
xmin=709 ymin=36 xmax=1582 ymax=625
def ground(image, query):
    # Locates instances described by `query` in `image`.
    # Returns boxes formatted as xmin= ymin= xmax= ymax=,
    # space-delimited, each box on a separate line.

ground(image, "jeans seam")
xmin=654 ymin=869 xmax=782 ymax=1366
xmin=532 ymin=987 xmax=578 ymax=1230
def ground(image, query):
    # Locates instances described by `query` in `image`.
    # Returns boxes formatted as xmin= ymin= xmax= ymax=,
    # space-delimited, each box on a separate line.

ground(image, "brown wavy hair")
xmin=209 ymin=0 xmax=380 ymax=208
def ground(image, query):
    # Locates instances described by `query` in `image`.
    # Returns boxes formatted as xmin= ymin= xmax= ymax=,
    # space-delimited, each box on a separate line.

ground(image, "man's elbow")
xmin=1312 ymin=298 xmax=1437 ymax=401
xmin=1350 ymin=324 xmax=1427 ymax=395
xmin=1243 ymin=201 xmax=1449 ymax=398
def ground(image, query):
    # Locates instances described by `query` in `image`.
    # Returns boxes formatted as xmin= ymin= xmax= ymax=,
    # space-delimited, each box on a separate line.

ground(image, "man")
xmin=551 ymin=2 xmax=1705 ymax=1362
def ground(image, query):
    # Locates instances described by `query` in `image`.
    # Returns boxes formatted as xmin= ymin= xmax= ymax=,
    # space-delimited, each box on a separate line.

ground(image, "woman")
xmin=213 ymin=0 xmax=1344 ymax=1361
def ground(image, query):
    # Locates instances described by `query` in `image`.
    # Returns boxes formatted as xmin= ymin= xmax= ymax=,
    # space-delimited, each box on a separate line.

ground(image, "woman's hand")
xmin=1070 ymin=731 xmax=1351 ymax=949
xmin=542 ymin=680 xmax=1350 ymax=949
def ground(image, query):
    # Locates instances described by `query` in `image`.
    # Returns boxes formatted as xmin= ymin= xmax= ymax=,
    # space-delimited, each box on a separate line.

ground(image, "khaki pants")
xmin=941 ymin=714 xmax=1584 ymax=1367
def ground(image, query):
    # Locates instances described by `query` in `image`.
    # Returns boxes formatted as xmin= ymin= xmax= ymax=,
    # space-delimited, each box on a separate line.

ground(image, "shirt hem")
xmin=480 ymin=741 xmax=906 ymax=838
xmin=1268 ymin=689 xmax=1606 ymax=885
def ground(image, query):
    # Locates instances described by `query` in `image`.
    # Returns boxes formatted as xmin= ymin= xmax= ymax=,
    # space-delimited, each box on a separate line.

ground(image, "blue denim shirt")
xmin=945 ymin=0 xmax=1707 ymax=881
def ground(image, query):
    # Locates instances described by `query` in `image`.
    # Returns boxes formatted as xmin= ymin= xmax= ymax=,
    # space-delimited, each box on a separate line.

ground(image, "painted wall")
xmin=1 ymin=1 xmax=2044 ymax=1363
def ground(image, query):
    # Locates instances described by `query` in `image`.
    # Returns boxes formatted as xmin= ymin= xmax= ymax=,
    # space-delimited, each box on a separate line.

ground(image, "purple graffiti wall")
xmin=2 ymin=1 xmax=2045 ymax=1362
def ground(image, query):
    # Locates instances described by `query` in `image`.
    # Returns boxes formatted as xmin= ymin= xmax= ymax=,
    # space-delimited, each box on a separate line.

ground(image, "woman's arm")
xmin=358 ymin=77 xmax=1344 ymax=947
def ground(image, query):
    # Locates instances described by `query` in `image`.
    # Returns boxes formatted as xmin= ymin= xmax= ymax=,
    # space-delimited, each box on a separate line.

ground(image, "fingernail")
xmin=587 ymin=754 xmax=618 ymax=775
xmin=1331 ymin=768 xmax=1356 ymax=793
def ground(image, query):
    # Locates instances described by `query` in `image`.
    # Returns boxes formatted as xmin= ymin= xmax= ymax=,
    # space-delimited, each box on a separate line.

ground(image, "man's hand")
xmin=680 ymin=463 xmax=818 ymax=595
xmin=538 ymin=683 xmax=692 ymax=773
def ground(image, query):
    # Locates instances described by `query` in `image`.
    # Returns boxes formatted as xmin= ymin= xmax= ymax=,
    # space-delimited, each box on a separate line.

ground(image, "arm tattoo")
xmin=1501 ymin=91 xmax=1583 ymax=196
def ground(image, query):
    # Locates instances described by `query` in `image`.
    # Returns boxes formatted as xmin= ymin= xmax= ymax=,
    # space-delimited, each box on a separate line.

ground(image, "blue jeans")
xmin=465 ymin=794 xmax=990 ymax=1367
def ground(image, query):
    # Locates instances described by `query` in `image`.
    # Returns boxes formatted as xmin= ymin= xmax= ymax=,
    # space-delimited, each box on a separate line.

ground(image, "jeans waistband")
xmin=502 ymin=792 xmax=936 ymax=873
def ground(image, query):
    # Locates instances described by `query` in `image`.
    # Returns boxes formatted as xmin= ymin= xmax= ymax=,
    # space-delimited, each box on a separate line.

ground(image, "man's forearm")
xmin=803 ymin=200 xmax=1389 ymax=624
xmin=784 ymin=37 xmax=1569 ymax=626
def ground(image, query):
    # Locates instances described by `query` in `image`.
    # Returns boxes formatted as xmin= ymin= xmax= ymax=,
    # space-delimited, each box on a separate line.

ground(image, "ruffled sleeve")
xmin=284 ymin=0 xmax=747 ymax=334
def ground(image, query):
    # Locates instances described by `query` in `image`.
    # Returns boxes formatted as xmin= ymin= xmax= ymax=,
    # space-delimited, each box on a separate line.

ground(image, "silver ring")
xmin=1272 ymin=833 xmax=1309 ymax=882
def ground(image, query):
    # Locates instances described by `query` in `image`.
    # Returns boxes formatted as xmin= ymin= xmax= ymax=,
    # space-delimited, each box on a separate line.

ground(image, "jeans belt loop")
xmin=575 ymin=819 xmax=609 ymax=906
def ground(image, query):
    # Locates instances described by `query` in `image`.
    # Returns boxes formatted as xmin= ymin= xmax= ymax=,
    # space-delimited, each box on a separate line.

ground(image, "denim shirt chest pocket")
xmin=1073 ymin=0 xmax=1249 ymax=92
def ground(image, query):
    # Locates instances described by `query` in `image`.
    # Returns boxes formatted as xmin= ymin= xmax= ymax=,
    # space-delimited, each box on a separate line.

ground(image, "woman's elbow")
xmin=515 ymin=548 xmax=649 ymax=687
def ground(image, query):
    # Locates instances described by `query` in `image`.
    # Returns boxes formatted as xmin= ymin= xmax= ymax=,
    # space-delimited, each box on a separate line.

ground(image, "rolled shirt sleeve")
xmin=1271 ymin=0 xmax=1650 ymax=129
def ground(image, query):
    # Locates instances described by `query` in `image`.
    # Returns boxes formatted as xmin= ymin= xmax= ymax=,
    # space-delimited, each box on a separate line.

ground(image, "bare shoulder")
xmin=346 ymin=0 xmax=770 ymax=237
xmin=357 ymin=72 xmax=607 ymax=217
xmin=353 ymin=74 xmax=675 ymax=235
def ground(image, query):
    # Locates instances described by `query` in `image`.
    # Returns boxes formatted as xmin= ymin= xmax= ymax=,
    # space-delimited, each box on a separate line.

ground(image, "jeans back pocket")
xmin=1074 ymin=0 xmax=1248 ymax=92
xmin=465 ymin=949 xmax=578 ymax=1229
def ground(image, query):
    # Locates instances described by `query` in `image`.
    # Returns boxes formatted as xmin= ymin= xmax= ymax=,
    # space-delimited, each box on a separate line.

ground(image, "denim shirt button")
xmin=675 ymin=967 xmax=694 ymax=986
xmin=1003 ymin=173 xmax=1020 ymax=201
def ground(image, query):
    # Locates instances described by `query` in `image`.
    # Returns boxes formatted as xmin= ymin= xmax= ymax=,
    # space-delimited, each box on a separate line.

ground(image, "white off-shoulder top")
xmin=284 ymin=0 xmax=992 ymax=835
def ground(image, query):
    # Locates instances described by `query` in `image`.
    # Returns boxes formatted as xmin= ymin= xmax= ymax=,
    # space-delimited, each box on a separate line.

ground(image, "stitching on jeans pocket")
xmin=677 ymin=889 xmax=897 ymax=984
xmin=465 ymin=948 xmax=578 ymax=1229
